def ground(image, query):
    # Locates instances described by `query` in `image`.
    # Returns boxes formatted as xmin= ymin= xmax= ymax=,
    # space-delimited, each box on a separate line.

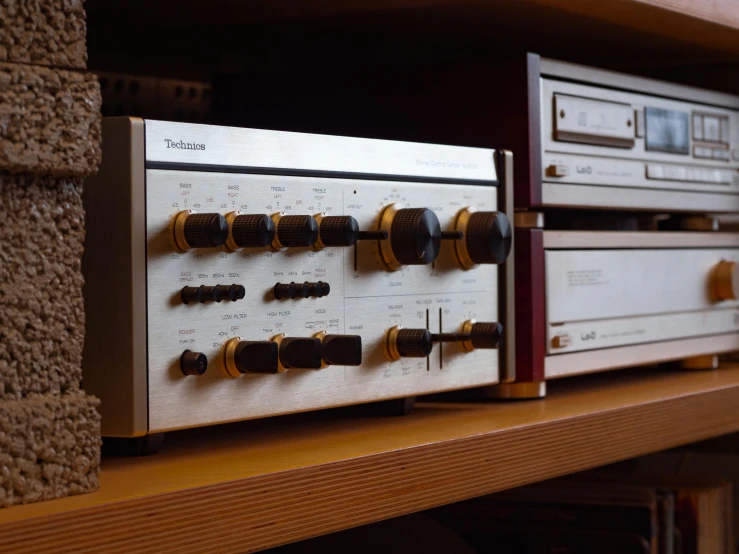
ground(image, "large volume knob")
xmin=713 ymin=260 xmax=739 ymax=301
xmin=224 ymin=338 xmax=280 ymax=376
xmin=174 ymin=211 xmax=229 ymax=251
xmin=379 ymin=205 xmax=459 ymax=270
xmin=272 ymin=214 xmax=319 ymax=249
xmin=455 ymin=208 xmax=512 ymax=269
xmin=226 ymin=213 xmax=275 ymax=250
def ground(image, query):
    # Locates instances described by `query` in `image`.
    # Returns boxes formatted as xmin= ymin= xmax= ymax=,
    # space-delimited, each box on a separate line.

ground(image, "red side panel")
xmin=514 ymin=228 xmax=546 ymax=382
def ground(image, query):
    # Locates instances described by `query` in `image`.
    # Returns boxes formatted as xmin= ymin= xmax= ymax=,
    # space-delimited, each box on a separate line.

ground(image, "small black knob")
xmin=321 ymin=335 xmax=362 ymax=366
xmin=180 ymin=350 xmax=208 ymax=376
xmin=279 ymin=337 xmax=323 ymax=369
xmin=214 ymin=284 xmax=245 ymax=301
xmin=181 ymin=286 xmax=202 ymax=304
xmin=319 ymin=215 xmax=360 ymax=247
xmin=233 ymin=341 xmax=280 ymax=374
xmin=276 ymin=215 xmax=319 ymax=247
xmin=465 ymin=211 xmax=512 ymax=264
xmin=305 ymin=281 xmax=330 ymax=298
xmin=469 ymin=322 xmax=503 ymax=349
xmin=231 ymin=214 xmax=275 ymax=248
xmin=183 ymin=213 xmax=229 ymax=248
xmin=199 ymin=285 xmax=221 ymax=302
xmin=391 ymin=208 xmax=442 ymax=265
xmin=395 ymin=328 xmax=433 ymax=358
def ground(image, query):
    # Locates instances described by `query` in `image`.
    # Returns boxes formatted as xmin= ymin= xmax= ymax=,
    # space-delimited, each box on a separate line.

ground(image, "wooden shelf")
xmin=2 ymin=365 xmax=739 ymax=552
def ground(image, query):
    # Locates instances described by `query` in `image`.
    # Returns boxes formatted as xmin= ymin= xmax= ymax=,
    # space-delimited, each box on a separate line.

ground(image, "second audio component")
xmin=507 ymin=230 xmax=739 ymax=398
xmin=82 ymin=118 xmax=514 ymax=441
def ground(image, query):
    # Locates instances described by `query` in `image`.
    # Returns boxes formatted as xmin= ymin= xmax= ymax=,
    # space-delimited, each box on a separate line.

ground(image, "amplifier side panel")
xmin=82 ymin=117 xmax=148 ymax=437
xmin=513 ymin=228 xmax=546 ymax=383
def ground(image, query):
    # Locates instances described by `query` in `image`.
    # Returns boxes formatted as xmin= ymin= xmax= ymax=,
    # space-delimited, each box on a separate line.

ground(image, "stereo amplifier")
xmin=507 ymin=230 xmax=739 ymax=398
xmin=82 ymin=118 xmax=514 ymax=447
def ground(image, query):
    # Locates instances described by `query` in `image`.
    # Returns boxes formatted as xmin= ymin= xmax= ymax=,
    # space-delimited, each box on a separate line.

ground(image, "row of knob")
xmin=180 ymin=320 xmax=502 ymax=376
xmin=173 ymin=205 xmax=512 ymax=268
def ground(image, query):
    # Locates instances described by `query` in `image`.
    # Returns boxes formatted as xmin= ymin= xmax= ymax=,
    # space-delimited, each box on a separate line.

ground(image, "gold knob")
xmin=713 ymin=260 xmax=739 ymax=301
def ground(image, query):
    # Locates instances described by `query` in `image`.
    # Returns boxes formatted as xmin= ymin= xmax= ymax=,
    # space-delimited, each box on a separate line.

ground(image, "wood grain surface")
xmin=2 ymin=365 xmax=739 ymax=552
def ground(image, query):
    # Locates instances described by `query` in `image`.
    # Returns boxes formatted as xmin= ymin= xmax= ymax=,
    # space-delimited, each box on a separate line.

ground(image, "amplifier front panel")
xmin=145 ymin=169 xmax=499 ymax=432
xmin=545 ymin=248 xmax=739 ymax=355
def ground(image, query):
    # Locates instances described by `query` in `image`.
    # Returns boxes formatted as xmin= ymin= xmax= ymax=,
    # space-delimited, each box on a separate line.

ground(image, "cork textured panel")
xmin=0 ymin=0 xmax=87 ymax=69
xmin=0 ymin=392 xmax=100 ymax=507
xmin=0 ymin=62 xmax=101 ymax=176
xmin=0 ymin=173 xmax=86 ymax=399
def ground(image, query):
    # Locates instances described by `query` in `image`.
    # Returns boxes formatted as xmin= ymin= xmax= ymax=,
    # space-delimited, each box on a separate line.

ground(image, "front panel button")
xmin=180 ymin=350 xmax=208 ymax=376
xmin=321 ymin=335 xmax=362 ymax=366
xmin=278 ymin=337 xmax=323 ymax=369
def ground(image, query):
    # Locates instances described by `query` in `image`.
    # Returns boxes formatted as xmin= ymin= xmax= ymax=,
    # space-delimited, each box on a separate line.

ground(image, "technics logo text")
xmin=164 ymin=139 xmax=206 ymax=151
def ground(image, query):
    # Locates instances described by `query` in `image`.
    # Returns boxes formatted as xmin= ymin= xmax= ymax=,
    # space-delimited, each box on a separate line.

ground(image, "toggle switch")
xmin=276 ymin=336 xmax=323 ymax=370
xmin=223 ymin=338 xmax=280 ymax=376
xmin=317 ymin=333 xmax=363 ymax=367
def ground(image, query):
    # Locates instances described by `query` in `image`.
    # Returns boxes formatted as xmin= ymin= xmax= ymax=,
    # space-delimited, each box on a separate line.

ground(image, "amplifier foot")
xmin=680 ymin=354 xmax=719 ymax=370
xmin=350 ymin=397 xmax=416 ymax=417
xmin=485 ymin=381 xmax=547 ymax=400
xmin=102 ymin=433 xmax=165 ymax=456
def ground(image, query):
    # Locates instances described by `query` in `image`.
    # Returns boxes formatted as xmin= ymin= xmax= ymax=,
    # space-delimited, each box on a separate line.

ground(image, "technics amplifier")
xmin=82 ymin=118 xmax=514 ymax=446
xmin=506 ymin=229 xmax=739 ymax=399
xmin=216 ymin=54 xmax=739 ymax=214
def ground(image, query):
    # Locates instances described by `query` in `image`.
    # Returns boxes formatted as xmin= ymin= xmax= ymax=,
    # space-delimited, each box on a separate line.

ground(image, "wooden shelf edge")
xmin=2 ymin=367 xmax=739 ymax=553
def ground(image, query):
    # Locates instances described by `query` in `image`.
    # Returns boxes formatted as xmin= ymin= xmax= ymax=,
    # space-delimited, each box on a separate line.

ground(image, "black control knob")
xmin=215 ymin=284 xmax=246 ymax=302
xmin=321 ymin=335 xmax=362 ymax=366
xmin=275 ymin=215 xmax=319 ymax=248
xmin=180 ymin=350 xmax=208 ymax=376
xmin=182 ymin=284 xmax=245 ymax=304
xmin=230 ymin=214 xmax=275 ymax=248
xmin=465 ymin=212 xmax=512 ymax=264
xmin=279 ymin=337 xmax=323 ymax=369
xmin=177 ymin=212 xmax=229 ymax=249
xmin=318 ymin=215 xmax=360 ymax=247
xmin=467 ymin=321 xmax=503 ymax=349
xmin=226 ymin=340 xmax=280 ymax=375
xmin=389 ymin=328 xmax=434 ymax=359
xmin=390 ymin=208 xmax=441 ymax=265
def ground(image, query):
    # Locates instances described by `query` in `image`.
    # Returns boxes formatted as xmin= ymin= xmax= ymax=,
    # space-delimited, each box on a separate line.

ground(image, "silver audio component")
xmin=82 ymin=118 xmax=514 ymax=438
xmin=537 ymin=58 xmax=739 ymax=212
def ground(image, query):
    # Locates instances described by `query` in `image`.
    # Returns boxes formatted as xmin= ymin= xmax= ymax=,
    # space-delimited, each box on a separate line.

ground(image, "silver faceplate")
xmin=145 ymin=120 xmax=497 ymax=183
xmin=539 ymin=74 xmax=739 ymax=212
xmin=146 ymin=169 xmax=500 ymax=432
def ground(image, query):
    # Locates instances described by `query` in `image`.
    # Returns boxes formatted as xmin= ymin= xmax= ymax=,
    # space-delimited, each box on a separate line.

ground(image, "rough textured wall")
xmin=0 ymin=62 xmax=102 ymax=176
xmin=0 ymin=0 xmax=88 ymax=69
xmin=0 ymin=0 xmax=101 ymax=508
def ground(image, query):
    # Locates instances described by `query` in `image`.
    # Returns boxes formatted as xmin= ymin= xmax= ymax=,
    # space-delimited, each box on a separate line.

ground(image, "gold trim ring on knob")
xmin=714 ymin=260 xmax=739 ymax=301
xmin=379 ymin=203 xmax=403 ymax=271
xmin=224 ymin=211 xmax=240 ymax=252
xmin=270 ymin=212 xmax=286 ymax=251
xmin=454 ymin=207 xmax=476 ymax=270
xmin=223 ymin=336 xmax=243 ymax=378
xmin=312 ymin=213 xmax=327 ymax=251
xmin=460 ymin=319 xmax=476 ymax=352
xmin=386 ymin=325 xmax=403 ymax=361
xmin=173 ymin=210 xmax=194 ymax=252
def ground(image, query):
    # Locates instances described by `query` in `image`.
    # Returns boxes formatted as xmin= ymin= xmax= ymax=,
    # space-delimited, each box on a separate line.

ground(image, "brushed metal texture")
xmin=145 ymin=169 xmax=500 ymax=432
xmin=145 ymin=119 xmax=497 ymax=183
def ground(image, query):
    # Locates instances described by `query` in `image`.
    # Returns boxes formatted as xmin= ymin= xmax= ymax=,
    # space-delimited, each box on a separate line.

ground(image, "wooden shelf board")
xmin=3 ymin=365 xmax=739 ymax=552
